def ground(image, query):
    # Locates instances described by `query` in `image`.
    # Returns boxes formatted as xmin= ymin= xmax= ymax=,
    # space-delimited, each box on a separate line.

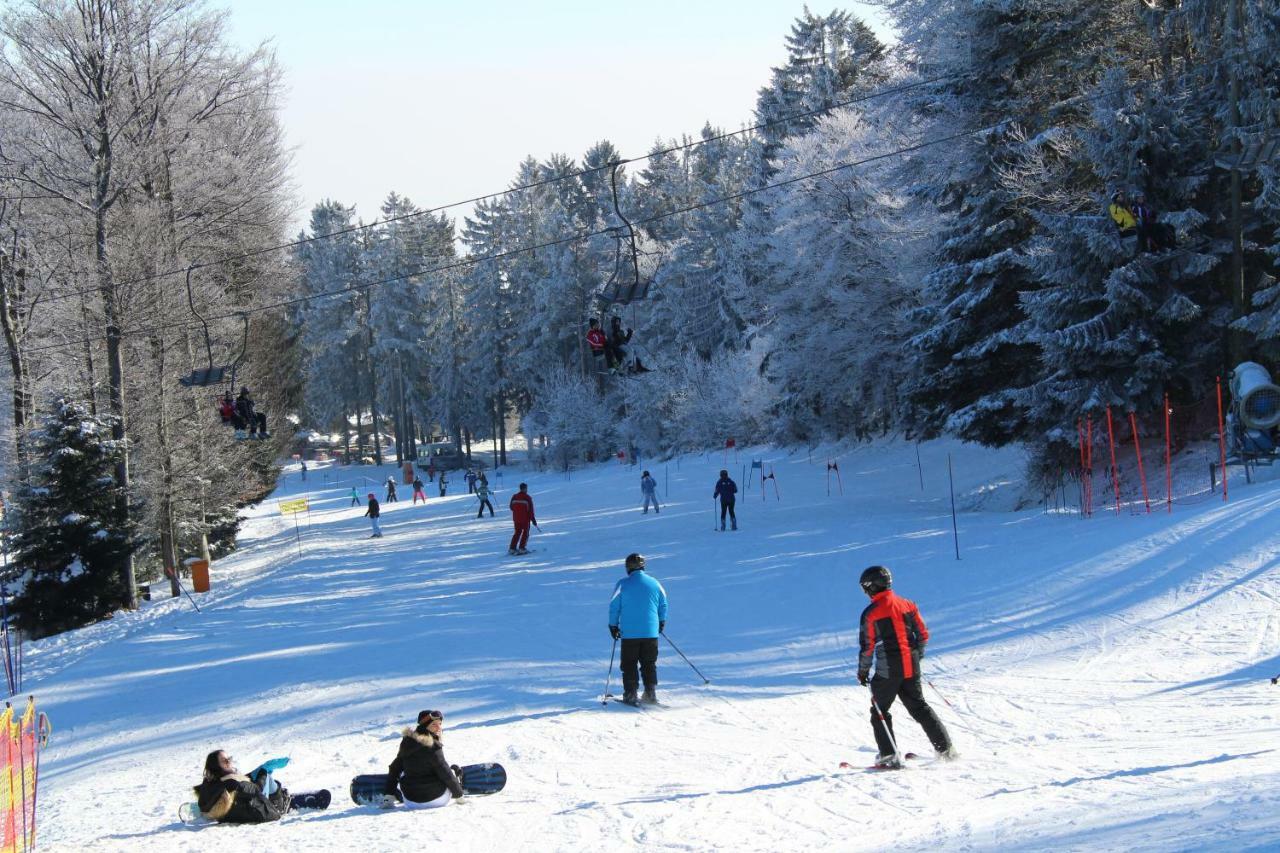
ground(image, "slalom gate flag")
xmin=0 ymin=697 xmax=47 ymax=853
xmin=277 ymin=498 xmax=309 ymax=515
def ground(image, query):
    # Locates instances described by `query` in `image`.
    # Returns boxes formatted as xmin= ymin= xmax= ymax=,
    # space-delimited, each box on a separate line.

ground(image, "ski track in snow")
xmin=25 ymin=440 xmax=1280 ymax=852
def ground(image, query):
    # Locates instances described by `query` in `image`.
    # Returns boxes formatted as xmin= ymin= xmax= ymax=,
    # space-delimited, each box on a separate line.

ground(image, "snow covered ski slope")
xmin=27 ymin=441 xmax=1280 ymax=851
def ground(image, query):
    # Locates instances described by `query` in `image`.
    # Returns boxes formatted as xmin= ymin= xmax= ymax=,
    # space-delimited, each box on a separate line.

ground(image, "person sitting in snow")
xmin=194 ymin=750 xmax=328 ymax=823
xmin=381 ymin=710 xmax=466 ymax=809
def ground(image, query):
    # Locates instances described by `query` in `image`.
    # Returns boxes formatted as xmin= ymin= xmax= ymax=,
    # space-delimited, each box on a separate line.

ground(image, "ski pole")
xmin=603 ymin=638 xmax=617 ymax=704
xmin=165 ymin=567 xmax=202 ymax=613
xmin=1271 ymin=673 xmax=1280 ymax=685
xmin=867 ymin=686 xmax=902 ymax=761
xmin=661 ymin=632 xmax=709 ymax=684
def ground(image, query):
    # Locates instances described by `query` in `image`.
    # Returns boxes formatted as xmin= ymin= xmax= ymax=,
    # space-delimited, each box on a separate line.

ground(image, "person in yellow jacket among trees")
xmin=1108 ymin=190 xmax=1138 ymax=238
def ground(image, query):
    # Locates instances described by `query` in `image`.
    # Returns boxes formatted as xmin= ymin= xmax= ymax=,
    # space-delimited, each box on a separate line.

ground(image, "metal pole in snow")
xmin=1216 ymin=376 xmax=1228 ymax=502
xmin=1164 ymin=395 xmax=1172 ymax=513
xmin=947 ymin=453 xmax=960 ymax=560
xmin=915 ymin=443 xmax=924 ymax=491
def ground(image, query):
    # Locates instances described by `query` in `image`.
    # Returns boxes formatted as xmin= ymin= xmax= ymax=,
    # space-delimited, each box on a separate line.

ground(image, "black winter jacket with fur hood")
xmin=385 ymin=726 xmax=464 ymax=803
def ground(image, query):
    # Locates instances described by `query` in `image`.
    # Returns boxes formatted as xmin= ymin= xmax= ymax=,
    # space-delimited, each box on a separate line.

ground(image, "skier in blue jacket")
xmin=608 ymin=553 xmax=668 ymax=706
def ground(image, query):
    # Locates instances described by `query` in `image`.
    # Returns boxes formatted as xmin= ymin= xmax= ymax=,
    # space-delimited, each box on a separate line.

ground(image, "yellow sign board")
xmin=278 ymin=498 xmax=309 ymax=515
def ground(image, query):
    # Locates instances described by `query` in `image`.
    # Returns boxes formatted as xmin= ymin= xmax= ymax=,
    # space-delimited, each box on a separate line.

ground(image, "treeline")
xmin=296 ymin=3 xmax=1279 ymax=481
xmin=0 ymin=0 xmax=297 ymax=635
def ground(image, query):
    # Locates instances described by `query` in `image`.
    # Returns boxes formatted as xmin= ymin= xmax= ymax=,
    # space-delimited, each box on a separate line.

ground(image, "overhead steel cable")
xmin=22 ymin=76 xmax=1159 ymax=357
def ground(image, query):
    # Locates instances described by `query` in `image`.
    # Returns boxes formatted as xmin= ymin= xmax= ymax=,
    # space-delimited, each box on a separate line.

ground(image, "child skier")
xmin=365 ymin=493 xmax=382 ymax=538
xmin=856 ymin=565 xmax=956 ymax=768
xmin=641 ymin=470 xmax=660 ymax=514
xmin=438 ymin=471 xmax=449 ymax=497
xmin=385 ymin=476 xmax=398 ymax=503
xmin=476 ymin=476 xmax=495 ymax=518
xmin=412 ymin=476 xmax=427 ymax=504
xmin=350 ymin=486 xmax=360 ymax=507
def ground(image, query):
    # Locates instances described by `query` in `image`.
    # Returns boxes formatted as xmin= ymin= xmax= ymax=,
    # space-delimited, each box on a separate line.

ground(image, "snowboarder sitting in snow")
xmin=508 ymin=482 xmax=536 ymax=554
xmin=412 ymin=476 xmax=427 ymax=504
xmin=382 ymin=710 xmax=465 ymax=809
xmin=856 ymin=565 xmax=956 ymax=769
xmin=608 ymin=553 xmax=669 ymax=706
xmin=641 ymin=470 xmax=660 ymax=514
xmin=713 ymin=469 xmax=738 ymax=531
xmin=194 ymin=747 xmax=327 ymax=819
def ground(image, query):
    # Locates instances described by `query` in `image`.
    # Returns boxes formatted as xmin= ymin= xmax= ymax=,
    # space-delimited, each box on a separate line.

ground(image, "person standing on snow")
xmin=465 ymin=469 xmax=478 ymax=494
xmin=350 ymin=486 xmax=360 ymax=508
xmin=438 ymin=470 xmax=449 ymax=497
xmin=508 ymin=482 xmax=536 ymax=555
xmin=385 ymin=475 xmax=398 ymax=503
xmin=713 ymin=469 xmax=737 ymax=531
xmin=856 ymin=565 xmax=955 ymax=769
xmin=365 ymin=493 xmax=383 ymax=538
xmin=299 ymin=461 xmax=307 ymax=482
xmin=608 ymin=553 xmax=668 ymax=706
xmin=475 ymin=475 xmax=495 ymax=519
xmin=641 ymin=470 xmax=660 ymax=514
xmin=412 ymin=476 xmax=428 ymax=505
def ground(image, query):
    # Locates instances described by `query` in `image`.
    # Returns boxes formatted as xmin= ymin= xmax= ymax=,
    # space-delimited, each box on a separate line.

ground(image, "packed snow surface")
xmin=27 ymin=440 xmax=1280 ymax=851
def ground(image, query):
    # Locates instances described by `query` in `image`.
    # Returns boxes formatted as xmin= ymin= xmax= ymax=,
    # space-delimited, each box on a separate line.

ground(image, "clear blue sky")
xmin=221 ymin=1 xmax=894 ymax=230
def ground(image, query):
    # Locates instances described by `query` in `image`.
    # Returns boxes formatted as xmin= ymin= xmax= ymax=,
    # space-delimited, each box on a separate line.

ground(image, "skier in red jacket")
xmin=856 ymin=565 xmax=954 ymax=768
xmin=508 ymin=483 xmax=536 ymax=555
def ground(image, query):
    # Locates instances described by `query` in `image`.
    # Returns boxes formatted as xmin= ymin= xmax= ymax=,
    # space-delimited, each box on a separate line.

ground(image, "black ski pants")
xmin=477 ymin=498 xmax=494 ymax=518
xmin=719 ymin=499 xmax=736 ymax=525
xmin=869 ymin=675 xmax=951 ymax=756
xmin=620 ymin=638 xmax=659 ymax=695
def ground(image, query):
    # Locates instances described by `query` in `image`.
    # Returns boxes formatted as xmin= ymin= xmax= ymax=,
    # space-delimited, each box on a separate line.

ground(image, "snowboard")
xmin=177 ymin=789 xmax=330 ymax=825
xmin=350 ymin=763 xmax=507 ymax=805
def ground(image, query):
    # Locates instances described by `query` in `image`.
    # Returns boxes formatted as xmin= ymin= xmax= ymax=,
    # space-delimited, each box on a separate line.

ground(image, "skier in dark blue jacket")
xmin=713 ymin=470 xmax=738 ymax=531
xmin=608 ymin=553 xmax=669 ymax=706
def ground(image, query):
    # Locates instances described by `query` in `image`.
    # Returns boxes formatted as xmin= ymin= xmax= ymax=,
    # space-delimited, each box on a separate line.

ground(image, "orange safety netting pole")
xmin=1105 ymin=406 xmax=1122 ymax=513
xmin=1216 ymin=376 xmax=1228 ymax=502
xmin=1164 ymin=394 xmax=1173 ymax=513
xmin=1129 ymin=411 xmax=1150 ymax=513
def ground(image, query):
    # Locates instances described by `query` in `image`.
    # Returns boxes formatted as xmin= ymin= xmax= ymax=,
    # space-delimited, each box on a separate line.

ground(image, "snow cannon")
xmin=1227 ymin=362 xmax=1280 ymax=460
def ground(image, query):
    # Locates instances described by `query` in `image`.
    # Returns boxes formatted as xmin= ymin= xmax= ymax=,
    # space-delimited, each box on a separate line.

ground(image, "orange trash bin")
xmin=189 ymin=559 xmax=211 ymax=593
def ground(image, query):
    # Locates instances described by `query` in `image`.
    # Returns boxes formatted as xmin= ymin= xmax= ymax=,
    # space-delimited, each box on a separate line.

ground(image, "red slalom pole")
xmin=1216 ymin=376 xmax=1228 ymax=502
xmin=1164 ymin=394 xmax=1172 ymax=513
xmin=1129 ymin=411 xmax=1150 ymax=513
xmin=1086 ymin=415 xmax=1094 ymax=517
xmin=1105 ymin=406 xmax=1121 ymax=514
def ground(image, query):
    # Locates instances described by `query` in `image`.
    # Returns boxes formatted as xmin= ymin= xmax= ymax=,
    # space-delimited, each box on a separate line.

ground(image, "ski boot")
xmin=517 ymin=547 xmax=529 ymax=555
xmin=873 ymin=753 xmax=903 ymax=770
xmin=621 ymin=690 xmax=640 ymax=707
xmin=507 ymin=548 xmax=518 ymax=556
xmin=936 ymin=746 xmax=960 ymax=761
xmin=641 ymin=687 xmax=659 ymax=706
xmin=720 ymin=522 xmax=726 ymax=531
xmin=731 ymin=520 xmax=738 ymax=531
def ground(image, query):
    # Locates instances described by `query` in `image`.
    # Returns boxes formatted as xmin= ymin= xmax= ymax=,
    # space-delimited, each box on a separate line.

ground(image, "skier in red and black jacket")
xmin=856 ymin=565 xmax=955 ymax=768
xmin=586 ymin=319 xmax=608 ymax=369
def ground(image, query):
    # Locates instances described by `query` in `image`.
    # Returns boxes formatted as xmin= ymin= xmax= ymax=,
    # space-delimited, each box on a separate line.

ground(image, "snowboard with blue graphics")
xmin=350 ymin=763 xmax=507 ymax=805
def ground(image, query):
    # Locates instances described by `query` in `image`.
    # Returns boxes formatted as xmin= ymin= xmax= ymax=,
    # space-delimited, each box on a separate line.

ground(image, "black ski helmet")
xmin=859 ymin=565 xmax=892 ymax=595
xmin=625 ymin=553 xmax=646 ymax=572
